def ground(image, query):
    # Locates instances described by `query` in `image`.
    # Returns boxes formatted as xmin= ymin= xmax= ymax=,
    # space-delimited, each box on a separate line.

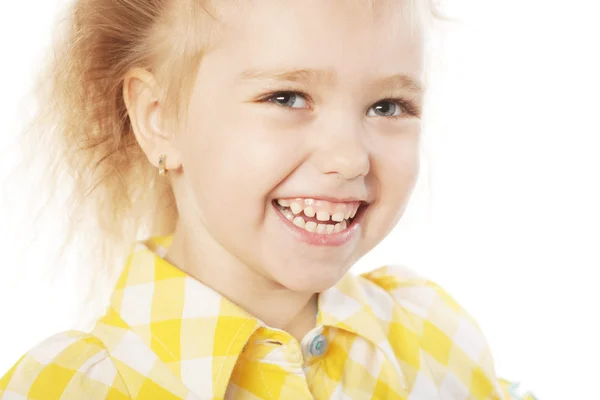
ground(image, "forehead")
xmin=207 ymin=0 xmax=425 ymax=83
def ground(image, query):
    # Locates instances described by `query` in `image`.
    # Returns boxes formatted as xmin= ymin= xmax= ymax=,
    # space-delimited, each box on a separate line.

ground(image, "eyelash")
xmin=260 ymin=90 xmax=420 ymax=119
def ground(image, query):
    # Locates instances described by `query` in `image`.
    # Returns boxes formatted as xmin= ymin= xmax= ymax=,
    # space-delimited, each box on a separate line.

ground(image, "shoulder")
xmin=0 ymin=330 xmax=129 ymax=399
xmin=359 ymin=264 xmax=487 ymax=326
xmin=360 ymin=264 xmax=472 ymax=322
xmin=358 ymin=265 xmax=506 ymax=397
xmin=359 ymin=265 xmax=476 ymax=324
xmin=359 ymin=265 xmax=489 ymax=352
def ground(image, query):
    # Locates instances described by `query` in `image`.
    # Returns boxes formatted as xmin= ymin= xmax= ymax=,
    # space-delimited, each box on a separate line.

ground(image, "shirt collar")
xmin=98 ymin=235 xmax=388 ymax=398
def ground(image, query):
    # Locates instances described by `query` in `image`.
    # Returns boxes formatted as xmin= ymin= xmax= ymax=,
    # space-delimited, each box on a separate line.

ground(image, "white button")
xmin=308 ymin=334 xmax=328 ymax=357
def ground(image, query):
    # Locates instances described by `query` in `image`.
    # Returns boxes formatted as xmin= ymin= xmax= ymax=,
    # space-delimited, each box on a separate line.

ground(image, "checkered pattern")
xmin=0 ymin=331 xmax=129 ymax=399
xmin=0 ymin=235 xmax=535 ymax=399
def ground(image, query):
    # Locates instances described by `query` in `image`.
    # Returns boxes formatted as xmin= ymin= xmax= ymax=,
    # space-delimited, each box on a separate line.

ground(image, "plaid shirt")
xmin=0 ymin=235 xmax=534 ymax=399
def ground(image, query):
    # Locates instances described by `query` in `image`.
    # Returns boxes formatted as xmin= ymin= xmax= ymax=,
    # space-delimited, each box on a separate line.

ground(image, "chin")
xmin=273 ymin=261 xmax=349 ymax=293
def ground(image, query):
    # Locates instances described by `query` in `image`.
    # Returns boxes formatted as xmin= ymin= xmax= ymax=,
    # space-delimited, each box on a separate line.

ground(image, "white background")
xmin=1 ymin=1 xmax=599 ymax=399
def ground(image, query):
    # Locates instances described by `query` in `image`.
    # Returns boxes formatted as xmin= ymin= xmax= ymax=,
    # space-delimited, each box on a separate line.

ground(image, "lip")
xmin=272 ymin=201 xmax=367 ymax=247
xmin=277 ymin=195 xmax=368 ymax=204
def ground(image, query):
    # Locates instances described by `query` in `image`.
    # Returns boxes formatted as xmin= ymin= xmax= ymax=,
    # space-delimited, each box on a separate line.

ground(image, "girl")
xmin=0 ymin=0 xmax=535 ymax=399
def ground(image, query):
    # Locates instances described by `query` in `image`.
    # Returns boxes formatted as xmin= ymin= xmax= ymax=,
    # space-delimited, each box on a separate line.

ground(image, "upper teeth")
xmin=277 ymin=198 xmax=359 ymax=223
xmin=316 ymin=211 xmax=330 ymax=221
xmin=276 ymin=198 xmax=361 ymax=234
xmin=332 ymin=212 xmax=345 ymax=222
xmin=290 ymin=203 xmax=303 ymax=215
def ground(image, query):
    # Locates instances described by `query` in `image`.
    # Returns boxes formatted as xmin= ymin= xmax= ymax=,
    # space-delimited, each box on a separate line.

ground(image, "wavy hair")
xmin=3 ymin=0 xmax=451 ymax=327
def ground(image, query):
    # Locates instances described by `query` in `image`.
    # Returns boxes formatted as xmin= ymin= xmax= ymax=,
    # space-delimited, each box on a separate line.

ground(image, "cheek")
xmin=371 ymin=131 xmax=421 ymax=221
xmin=178 ymin=105 xmax=306 ymax=226
xmin=183 ymin=95 xmax=306 ymax=188
xmin=357 ymin=149 xmax=420 ymax=257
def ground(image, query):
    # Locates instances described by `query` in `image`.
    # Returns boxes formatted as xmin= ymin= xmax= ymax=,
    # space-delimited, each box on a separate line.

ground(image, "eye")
xmin=367 ymin=99 xmax=412 ymax=118
xmin=266 ymin=91 xmax=309 ymax=109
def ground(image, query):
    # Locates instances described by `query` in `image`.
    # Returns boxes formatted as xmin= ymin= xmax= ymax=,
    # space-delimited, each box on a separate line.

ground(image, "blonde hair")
xmin=5 ymin=0 xmax=450 ymax=327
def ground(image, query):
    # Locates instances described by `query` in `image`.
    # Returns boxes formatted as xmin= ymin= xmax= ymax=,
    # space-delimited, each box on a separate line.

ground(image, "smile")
xmin=272 ymin=198 xmax=367 ymax=246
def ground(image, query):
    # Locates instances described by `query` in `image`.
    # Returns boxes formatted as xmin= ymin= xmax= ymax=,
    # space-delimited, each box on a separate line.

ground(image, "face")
xmin=172 ymin=0 xmax=425 ymax=293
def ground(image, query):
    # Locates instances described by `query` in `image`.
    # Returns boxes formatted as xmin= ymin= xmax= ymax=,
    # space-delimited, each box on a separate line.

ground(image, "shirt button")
xmin=308 ymin=334 xmax=328 ymax=357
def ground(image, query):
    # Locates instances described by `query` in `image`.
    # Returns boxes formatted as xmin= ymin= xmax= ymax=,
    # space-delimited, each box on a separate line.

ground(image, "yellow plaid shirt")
xmin=1 ymin=235 xmax=534 ymax=399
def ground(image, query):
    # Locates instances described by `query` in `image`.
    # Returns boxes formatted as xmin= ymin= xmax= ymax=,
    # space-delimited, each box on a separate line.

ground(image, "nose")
xmin=311 ymin=114 xmax=370 ymax=180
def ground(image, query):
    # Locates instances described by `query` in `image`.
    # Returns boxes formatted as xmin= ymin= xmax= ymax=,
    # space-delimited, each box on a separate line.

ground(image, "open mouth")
xmin=272 ymin=198 xmax=367 ymax=235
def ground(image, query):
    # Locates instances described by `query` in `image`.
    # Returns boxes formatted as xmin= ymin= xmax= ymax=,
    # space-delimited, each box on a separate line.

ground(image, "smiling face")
xmin=170 ymin=0 xmax=425 ymax=293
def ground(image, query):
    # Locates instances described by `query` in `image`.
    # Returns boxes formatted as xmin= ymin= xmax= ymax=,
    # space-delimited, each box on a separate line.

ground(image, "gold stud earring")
xmin=158 ymin=154 xmax=167 ymax=176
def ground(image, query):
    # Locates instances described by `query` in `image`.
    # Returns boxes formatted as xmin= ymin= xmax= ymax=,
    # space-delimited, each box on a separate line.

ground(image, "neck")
xmin=164 ymin=222 xmax=318 ymax=341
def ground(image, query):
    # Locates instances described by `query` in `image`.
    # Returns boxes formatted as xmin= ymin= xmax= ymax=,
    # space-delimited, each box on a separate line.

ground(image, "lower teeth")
xmin=278 ymin=205 xmax=350 ymax=234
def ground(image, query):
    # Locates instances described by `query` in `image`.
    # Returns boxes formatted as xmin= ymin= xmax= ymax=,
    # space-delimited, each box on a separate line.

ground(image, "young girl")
xmin=0 ymin=0 xmax=535 ymax=399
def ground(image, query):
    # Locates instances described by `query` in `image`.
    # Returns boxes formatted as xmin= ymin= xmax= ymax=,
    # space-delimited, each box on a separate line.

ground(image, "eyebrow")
xmin=374 ymin=73 xmax=426 ymax=95
xmin=238 ymin=67 xmax=425 ymax=95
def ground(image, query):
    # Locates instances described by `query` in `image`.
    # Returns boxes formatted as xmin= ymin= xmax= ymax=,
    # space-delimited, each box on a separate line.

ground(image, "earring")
xmin=158 ymin=154 xmax=167 ymax=176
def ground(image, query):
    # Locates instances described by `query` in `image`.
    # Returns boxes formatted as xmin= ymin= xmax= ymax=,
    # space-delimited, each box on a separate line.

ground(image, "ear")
xmin=122 ymin=68 xmax=182 ymax=173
